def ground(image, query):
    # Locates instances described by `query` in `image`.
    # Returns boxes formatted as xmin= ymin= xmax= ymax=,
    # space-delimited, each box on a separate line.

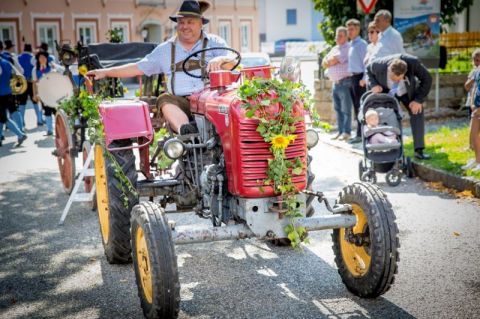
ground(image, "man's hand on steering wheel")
xmin=86 ymin=69 xmax=108 ymax=80
xmin=207 ymin=56 xmax=237 ymax=72
xmin=183 ymin=47 xmax=241 ymax=79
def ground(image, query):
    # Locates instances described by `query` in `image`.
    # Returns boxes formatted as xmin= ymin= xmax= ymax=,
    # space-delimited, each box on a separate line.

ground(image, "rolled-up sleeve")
xmin=136 ymin=43 xmax=167 ymax=76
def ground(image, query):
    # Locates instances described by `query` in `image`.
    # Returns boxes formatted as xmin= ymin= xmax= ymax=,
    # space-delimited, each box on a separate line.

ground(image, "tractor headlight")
xmin=163 ymin=139 xmax=185 ymax=159
xmin=306 ymin=129 xmax=319 ymax=149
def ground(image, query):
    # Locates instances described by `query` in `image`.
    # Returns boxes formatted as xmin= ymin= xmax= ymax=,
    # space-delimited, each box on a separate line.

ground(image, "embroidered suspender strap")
xmin=170 ymin=36 xmax=209 ymax=94
xmin=170 ymin=38 xmax=177 ymax=96
xmin=200 ymin=36 xmax=209 ymax=81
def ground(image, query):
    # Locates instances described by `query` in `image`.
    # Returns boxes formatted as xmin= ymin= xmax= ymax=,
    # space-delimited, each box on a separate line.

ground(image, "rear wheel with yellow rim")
xmin=332 ymin=182 xmax=399 ymax=297
xmin=94 ymin=141 xmax=138 ymax=264
xmin=131 ymin=202 xmax=180 ymax=319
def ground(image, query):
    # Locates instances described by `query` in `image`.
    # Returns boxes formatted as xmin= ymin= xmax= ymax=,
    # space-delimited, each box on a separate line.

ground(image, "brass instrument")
xmin=10 ymin=74 xmax=28 ymax=95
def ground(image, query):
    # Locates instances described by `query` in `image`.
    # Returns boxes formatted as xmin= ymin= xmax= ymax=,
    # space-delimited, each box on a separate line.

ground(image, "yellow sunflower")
xmin=78 ymin=64 xmax=88 ymax=76
xmin=288 ymin=134 xmax=297 ymax=143
xmin=271 ymin=134 xmax=290 ymax=149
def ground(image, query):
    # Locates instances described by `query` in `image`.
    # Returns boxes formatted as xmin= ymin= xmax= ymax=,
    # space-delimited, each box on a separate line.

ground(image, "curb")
xmin=318 ymin=132 xmax=480 ymax=198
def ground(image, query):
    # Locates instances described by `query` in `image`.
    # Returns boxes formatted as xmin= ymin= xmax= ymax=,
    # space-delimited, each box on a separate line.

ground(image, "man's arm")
xmin=411 ymin=58 xmax=432 ymax=103
xmin=86 ymin=63 xmax=144 ymax=80
xmin=366 ymin=62 xmax=380 ymax=89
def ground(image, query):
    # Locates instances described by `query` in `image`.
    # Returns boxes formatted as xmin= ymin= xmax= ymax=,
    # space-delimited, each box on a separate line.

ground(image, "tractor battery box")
xmin=98 ymin=99 xmax=153 ymax=150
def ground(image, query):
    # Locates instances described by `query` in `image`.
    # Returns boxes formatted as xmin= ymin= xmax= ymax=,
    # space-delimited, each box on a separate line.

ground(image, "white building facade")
xmin=258 ymin=0 xmax=324 ymax=43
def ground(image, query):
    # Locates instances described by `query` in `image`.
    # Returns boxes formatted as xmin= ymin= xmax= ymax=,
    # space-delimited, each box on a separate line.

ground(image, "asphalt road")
xmin=1 ymin=104 xmax=480 ymax=319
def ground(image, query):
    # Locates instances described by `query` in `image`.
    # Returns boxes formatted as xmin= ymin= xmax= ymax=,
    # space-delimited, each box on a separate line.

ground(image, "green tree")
xmin=312 ymin=0 xmax=473 ymax=44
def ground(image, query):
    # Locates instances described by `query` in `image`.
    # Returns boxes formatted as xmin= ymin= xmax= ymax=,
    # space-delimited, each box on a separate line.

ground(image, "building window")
xmin=35 ymin=21 xmax=60 ymax=56
xmin=287 ymin=9 xmax=297 ymax=25
xmin=240 ymin=21 xmax=252 ymax=52
xmin=0 ymin=23 xmax=15 ymax=43
xmin=77 ymin=21 xmax=97 ymax=44
xmin=0 ymin=20 xmax=19 ymax=52
xmin=218 ymin=20 xmax=232 ymax=46
xmin=111 ymin=21 xmax=130 ymax=42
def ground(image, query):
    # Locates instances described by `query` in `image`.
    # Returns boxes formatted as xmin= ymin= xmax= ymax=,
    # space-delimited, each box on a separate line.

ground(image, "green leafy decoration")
xmin=59 ymin=88 xmax=138 ymax=206
xmin=238 ymin=78 xmax=317 ymax=249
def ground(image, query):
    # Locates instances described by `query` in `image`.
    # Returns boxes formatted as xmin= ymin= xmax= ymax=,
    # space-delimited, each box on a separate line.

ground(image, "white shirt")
xmin=372 ymin=26 xmax=405 ymax=59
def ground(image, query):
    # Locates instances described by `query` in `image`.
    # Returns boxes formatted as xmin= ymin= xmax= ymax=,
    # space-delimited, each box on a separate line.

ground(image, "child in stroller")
xmin=358 ymin=92 xmax=414 ymax=186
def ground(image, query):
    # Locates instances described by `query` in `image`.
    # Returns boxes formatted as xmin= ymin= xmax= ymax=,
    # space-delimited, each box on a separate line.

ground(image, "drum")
xmin=37 ymin=72 xmax=74 ymax=108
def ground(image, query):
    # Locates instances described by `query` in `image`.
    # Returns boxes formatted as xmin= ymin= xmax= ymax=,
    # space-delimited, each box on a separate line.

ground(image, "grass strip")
xmin=404 ymin=125 xmax=480 ymax=180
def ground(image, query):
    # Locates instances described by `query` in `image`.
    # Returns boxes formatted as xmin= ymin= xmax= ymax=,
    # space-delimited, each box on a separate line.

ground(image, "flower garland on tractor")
xmin=238 ymin=77 xmax=317 ymax=249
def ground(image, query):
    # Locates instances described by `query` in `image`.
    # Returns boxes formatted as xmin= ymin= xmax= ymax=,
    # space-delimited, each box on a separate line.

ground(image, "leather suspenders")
xmin=170 ymin=36 xmax=209 ymax=95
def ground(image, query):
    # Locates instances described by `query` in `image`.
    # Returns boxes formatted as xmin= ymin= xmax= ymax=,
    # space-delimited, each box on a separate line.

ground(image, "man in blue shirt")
xmin=0 ymin=57 xmax=28 ymax=147
xmin=372 ymin=9 xmax=405 ymax=59
xmin=87 ymin=0 xmax=236 ymax=135
xmin=18 ymin=44 xmax=44 ymax=127
xmin=346 ymin=19 xmax=367 ymax=144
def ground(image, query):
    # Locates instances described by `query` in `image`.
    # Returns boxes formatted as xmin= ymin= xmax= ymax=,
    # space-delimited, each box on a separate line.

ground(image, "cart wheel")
xmin=94 ymin=142 xmax=138 ymax=264
xmin=131 ymin=202 xmax=180 ymax=319
xmin=82 ymin=141 xmax=96 ymax=211
xmin=405 ymin=157 xmax=414 ymax=178
xmin=55 ymin=110 xmax=75 ymax=194
xmin=332 ymin=182 xmax=399 ymax=297
xmin=385 ymin=170 xmax=402 ymax=187
xmin=358 ymin=160 xmax=366 ymax=181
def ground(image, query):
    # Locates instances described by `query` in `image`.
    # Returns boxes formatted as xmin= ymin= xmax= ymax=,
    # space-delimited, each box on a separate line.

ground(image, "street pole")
xmin=435 ymin=68 xmax=439 ymax=112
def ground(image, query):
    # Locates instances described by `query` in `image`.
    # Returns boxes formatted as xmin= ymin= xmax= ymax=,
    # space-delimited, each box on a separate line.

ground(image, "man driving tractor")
xmin=86 ymin=0 xmax=236 ymax=135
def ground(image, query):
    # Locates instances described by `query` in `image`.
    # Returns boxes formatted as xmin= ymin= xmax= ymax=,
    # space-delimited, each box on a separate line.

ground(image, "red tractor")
xmin=93 ymin=48 xmax=399 ymax=319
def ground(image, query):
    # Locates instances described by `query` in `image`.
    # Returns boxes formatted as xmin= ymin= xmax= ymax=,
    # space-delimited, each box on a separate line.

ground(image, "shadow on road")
xmin=0 ymin=171 xmax=414 ymax=319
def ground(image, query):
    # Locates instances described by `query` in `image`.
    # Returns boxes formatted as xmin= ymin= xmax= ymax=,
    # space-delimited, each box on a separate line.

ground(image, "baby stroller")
xmin=357 ymin=92 xmax=414 ymax=186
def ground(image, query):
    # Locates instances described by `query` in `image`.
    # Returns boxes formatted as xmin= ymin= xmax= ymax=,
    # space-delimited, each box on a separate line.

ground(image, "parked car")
xmin=274 ymin=38 xmax=307 ymax=56
xmin=240 ymin=52 xmax=271 ymax=68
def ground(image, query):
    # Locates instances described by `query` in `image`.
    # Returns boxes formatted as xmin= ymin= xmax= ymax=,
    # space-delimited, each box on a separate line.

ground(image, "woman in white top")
xmin=32 ymin=51 xmax=57 ymax=136
xmin=360 ymin=22 xmax=381 ymax=88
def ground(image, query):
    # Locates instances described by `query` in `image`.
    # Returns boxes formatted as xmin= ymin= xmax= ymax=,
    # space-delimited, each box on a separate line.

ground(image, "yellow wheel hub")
xmin=340 ymin=203 xmax=371 ymax=277
xmin=94 ymin=145 xmax=110 ymax=244
xmin=136 ymin=226 xmax=153 ymax=303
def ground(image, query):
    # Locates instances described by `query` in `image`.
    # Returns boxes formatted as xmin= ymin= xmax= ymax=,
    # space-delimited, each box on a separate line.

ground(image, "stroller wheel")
xmin=386 ymin=170 xmax=402 ymax=186
xmin=405 ymin=157 xmax=414 ymax=178
xmin=358 ymin=160 xmax=366 ymax=181
xmin=361 ymin=170 xmax=377 ymax=184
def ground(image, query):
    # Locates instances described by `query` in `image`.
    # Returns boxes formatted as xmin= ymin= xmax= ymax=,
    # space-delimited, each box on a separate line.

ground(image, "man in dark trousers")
xmin=367 ymin=54 xmax=432 ymax=159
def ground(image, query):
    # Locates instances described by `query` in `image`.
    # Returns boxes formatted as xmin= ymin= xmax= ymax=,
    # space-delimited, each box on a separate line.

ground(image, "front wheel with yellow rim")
xmin=131 ymin=202 xmax=180 ymax=319
xmin=332 ymin=182 xmax=399 ymax=298
xmin=94 ymin=141 xmax=138 ymax=264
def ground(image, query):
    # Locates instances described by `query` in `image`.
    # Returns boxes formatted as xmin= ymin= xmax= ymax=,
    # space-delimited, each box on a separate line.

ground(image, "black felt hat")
xmin=5 ymin=40 xmax=15 ymax=50
xmin=24 ymin=44 xmax=33 ymax=52
xmin=169 ymin=0 xmax=211 ymax=24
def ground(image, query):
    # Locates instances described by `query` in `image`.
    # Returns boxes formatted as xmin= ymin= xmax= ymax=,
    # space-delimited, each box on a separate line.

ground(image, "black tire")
xmin=405 ymin=157 xmax=414 ymax=178
xmin=95 ymin=140 xmax=138 ymax=264
xmin=131 ymin=202 xmax=180 ymax=319
xmin=332 ymin=182 xmax=399 ymax=297
xmin=385 ymin=171 xmax=402 ymax=187
xmin=358 ymin=160 xmax=365 ymax=181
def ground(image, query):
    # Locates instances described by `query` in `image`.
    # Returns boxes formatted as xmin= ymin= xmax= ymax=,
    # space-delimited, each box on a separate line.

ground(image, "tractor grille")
xmin=238 ymin=119 xmax=306 ymax=188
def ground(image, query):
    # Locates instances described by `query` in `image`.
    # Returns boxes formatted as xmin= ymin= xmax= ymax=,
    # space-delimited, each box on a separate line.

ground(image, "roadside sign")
xmin=358 ymin=0 xmax=377 ymax=14
xmin=394 ymin=0 xmax=440 ymax=68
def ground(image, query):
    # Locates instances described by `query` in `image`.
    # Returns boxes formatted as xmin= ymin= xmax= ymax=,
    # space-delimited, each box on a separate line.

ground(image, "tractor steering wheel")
xmin=182 ymin=47 xmax=241 ymax=79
